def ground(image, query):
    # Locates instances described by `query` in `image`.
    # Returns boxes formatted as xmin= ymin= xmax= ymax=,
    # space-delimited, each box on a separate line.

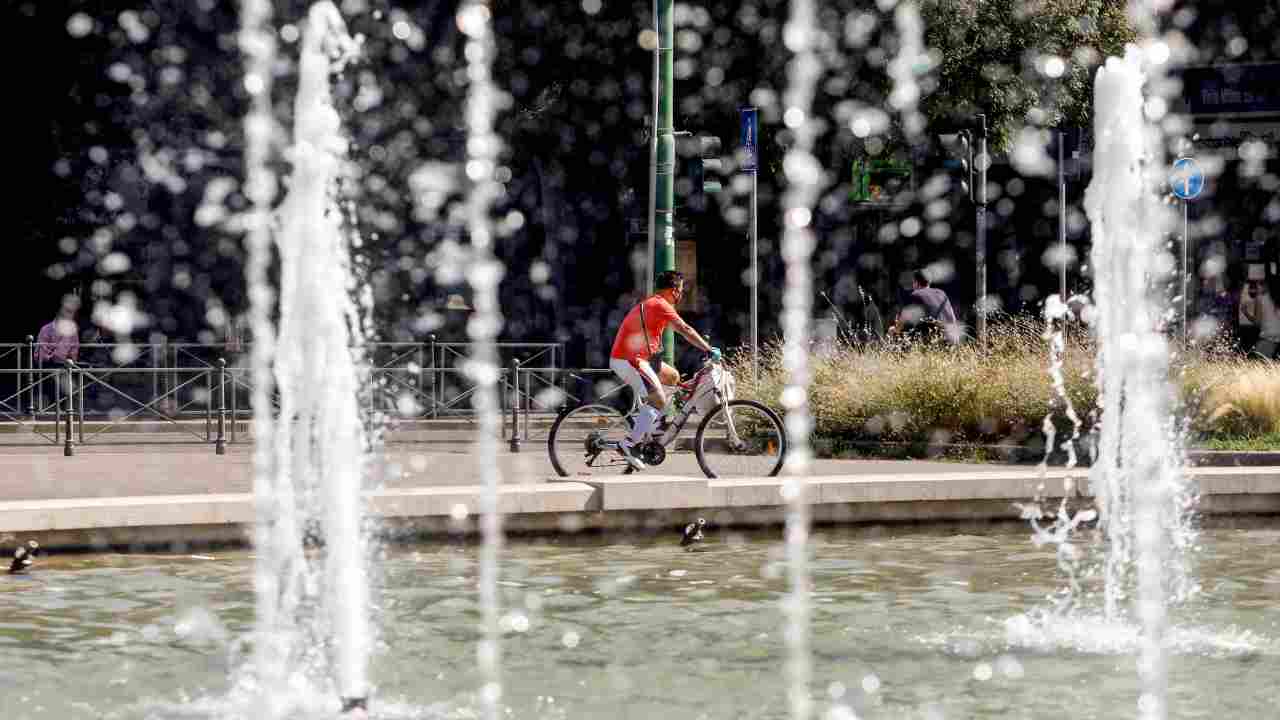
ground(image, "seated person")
xmin=889 ymin=269 xmax=961 ymax=345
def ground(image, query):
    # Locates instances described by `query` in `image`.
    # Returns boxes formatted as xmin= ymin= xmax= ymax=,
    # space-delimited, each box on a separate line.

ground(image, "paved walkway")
xmin=2 ymin=440 xmax=1275 ymax=551
xmin=0 ymin=442 xmax=996 ymax=501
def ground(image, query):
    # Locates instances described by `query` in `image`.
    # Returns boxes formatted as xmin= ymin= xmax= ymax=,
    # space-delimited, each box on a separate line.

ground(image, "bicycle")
xmin=547 ymin=356 xmax=787 ymax=478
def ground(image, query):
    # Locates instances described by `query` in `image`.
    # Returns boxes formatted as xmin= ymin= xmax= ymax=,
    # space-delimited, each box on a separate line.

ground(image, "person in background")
xmin=1197 ymin=277 xmax=1236 ymax=350
xmin=36 ymin=303 xmax=80 ymax=367
xmin=889 ymin=269 xmax=961 ymax=345
xmin=35 ymin=300 xmax=80 ymax=409
xmin=1236 ymin=280 xmax=1261 ymax=356
xmin=1253 ymin=276 xmax=1280 ymax=360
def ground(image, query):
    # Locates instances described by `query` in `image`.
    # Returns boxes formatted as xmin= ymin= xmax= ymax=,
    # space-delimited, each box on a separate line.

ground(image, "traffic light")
xmin=939 ymin=130 xmax=975 ymax=202
xmin=675 ymin=132 xmax=698 ymax=211
xmin=676 ymin=132 xmax=724 ymax=212
xmin=699 ymin=134 xmax=723 ymax=196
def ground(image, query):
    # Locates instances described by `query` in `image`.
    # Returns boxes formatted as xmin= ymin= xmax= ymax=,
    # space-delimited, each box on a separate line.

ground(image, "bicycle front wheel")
xmin=694 ymin=399 xmax=786 ymax=478
xmin=547 ymin=403 xmax=632 ymax=477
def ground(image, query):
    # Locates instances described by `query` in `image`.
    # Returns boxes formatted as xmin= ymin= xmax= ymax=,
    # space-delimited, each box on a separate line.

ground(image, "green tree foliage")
xmin=21 ymin=0 xmax=1153 ymax=348
xmin=919 ymin=0 xmax=1137 ymax=151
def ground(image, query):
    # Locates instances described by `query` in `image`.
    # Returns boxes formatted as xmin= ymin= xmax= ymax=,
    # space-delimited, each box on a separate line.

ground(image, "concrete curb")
xmin=2 ymin=467 xmax=1276 ymax=551
xmin=819 ymin=439 xmax=1280 ymax=467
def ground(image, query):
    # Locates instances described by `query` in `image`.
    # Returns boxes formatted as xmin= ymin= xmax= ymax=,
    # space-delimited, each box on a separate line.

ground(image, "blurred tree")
xmin=919 ymin=0 xmax=1137 ymax=152
xmin=33 ymin=0 xmax=1273 ymax=357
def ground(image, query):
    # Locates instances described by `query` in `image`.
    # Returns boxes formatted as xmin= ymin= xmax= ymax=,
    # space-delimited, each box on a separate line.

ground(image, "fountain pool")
xmin=2 ymin=526 xmax=1276 ymax=719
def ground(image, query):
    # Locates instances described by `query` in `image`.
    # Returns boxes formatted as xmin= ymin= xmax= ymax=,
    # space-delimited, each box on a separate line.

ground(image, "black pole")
xmin=429 ymin=333 xmax=438 ymax=419
xmin=26 ymin=335 xmax=36 ymax=416
xmin=975 ymin=113 xmax=989 ymax=348
xmin=19 ymin=335 xmax=29 ymax=416
xmin=63 ymin=359 xmax=75 ymax=457
xmin=509 ymin=358 xmax=521 ymax=453
xmin=29 ymin=335 xmax=38 ymax=417
xmin=216 ymin=358 xmax=227 ymax=455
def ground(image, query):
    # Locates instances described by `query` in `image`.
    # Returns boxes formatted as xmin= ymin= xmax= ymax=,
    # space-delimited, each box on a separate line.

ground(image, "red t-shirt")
xmin=610 ymin=296 xmax=679 ymax=361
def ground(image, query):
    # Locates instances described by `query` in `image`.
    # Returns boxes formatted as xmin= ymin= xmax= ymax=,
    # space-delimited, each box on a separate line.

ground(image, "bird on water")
xmin=8 ymin=540 xmax=38 ymax=574
xmin=680 ymin=518 xmax=706 ymax=550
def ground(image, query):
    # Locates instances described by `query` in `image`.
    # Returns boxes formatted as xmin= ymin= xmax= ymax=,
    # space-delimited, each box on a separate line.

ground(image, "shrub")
xmin=731 ymin=323 xmax=1278 ymax=449
xmin=1184 ymin=358 xmax=1280 ymax=438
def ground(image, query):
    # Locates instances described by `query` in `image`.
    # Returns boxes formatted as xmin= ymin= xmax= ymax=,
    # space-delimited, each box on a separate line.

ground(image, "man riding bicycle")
xmin=609 ymin=270 xmax=720 ymax=470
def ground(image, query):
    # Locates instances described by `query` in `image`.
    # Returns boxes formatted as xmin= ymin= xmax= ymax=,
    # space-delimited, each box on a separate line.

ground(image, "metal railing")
xmin=1 ymin=337 xmax=562 ymax=418
xmin=0 ymin=360 xmax=647 ymax=454
xmin=500 ymin=364 xmax=638 ymax=446
xmin=0 ymin=339 xmax=623 ymax=454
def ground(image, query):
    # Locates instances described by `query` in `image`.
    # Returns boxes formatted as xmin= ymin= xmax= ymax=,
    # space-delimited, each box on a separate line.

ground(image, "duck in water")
xmin=8 ymin=540 xmax=38 ymax=574
xmin=680 ymin=518 xmax=705 ymax=551
xmin=340 ymin=696 xmax=367 ymax=717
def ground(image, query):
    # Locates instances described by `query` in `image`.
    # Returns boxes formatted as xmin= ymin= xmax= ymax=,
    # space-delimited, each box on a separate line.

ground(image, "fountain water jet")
xmin=780 ymin=1 xmax=824 ymax=717
xmin=242 ymin=2 xmax=372 ymax=715
xmin=1084 ymin=46 xmax=1197 ymax=720
xmin=458 ymin=2 xmax=506 ymax=719
xmin=240 ymin=0 xmax=294 ymax=712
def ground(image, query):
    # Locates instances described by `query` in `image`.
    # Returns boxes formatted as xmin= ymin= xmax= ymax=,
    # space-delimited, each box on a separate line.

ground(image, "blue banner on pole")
xmin=739 ymin=106 xmax=758 ymax=174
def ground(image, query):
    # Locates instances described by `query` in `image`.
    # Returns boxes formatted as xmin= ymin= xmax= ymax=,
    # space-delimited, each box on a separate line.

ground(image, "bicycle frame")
xmin=548 ymin=356 xmax=777 ymax=478
xmin=649 ymin=358 xmax=737 ymax=449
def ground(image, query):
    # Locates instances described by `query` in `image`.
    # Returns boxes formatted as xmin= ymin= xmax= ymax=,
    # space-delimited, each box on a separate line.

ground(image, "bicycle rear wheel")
xmin=694 ymin=399 xmax=786 ymax=478
xmin=547 ymin=403 xmax=633 ymax=477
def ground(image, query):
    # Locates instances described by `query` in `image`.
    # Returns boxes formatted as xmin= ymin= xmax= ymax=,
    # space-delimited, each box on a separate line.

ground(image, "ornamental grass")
xmin=732 ymin=317 xmax=1279 ymax=449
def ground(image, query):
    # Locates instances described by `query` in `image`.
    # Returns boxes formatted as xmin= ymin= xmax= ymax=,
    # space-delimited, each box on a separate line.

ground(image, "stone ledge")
xmin=2 ymin=468 xmax=1276 ymax=551
xmin=567 ymin=476 xmax=712 ymax=510
xmin=0 ymin=493 xmax=255 ymax=532
xmin=367 ymin=482 xmax=598 ymax=517
xmin=1080 ymin=466 xmax=1280 ymax=496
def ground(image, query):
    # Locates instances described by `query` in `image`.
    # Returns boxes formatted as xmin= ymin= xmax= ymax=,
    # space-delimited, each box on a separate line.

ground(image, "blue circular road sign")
xmin=1169 ymin=157 xmax=1204 ymax=200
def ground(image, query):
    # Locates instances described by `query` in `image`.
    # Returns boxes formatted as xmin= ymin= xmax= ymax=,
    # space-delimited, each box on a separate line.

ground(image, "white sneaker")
xmin=618 ymin=441 xmax=647 ymax=471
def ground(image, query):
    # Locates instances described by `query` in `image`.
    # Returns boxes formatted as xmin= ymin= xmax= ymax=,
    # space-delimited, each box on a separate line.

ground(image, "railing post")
xmin=216 ymin=358 xmax=227 ymax=455
xmin=29 ymin=335 xmax=40 ymax=417
xmin=17 ymin=337 xmax=26 ymax=416
xmin=152 ymin=342 xmax=162 ymax=417
xmin=417 ymin=342 xmax=426 ymax=418
xmin=509 ymin=358 xmax=521 ymax=453
xmin=229 ymin=364 xmax=238 ymax=444
xmin=429 ymin=333 xmax=438 ymax=419
xmin=63 ymin=359 xmax=75 ymax=457
xmin=78 ymin=362 xmax=85 ymax=444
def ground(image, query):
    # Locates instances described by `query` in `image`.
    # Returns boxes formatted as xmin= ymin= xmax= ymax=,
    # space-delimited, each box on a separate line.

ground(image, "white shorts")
xmin=609 ymin=357 xmax=663 ymax=406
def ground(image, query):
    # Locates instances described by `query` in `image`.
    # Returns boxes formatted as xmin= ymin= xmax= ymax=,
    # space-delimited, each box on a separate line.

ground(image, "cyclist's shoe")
xmin=618 ymin=441 xmax=647 ymax=471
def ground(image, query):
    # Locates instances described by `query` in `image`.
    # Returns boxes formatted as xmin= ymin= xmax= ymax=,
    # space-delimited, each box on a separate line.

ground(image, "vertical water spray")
xmin=780 ymin=1 xmax=823 ymax=718
xmin=243 ymin=1 xmax=371 ymax=713
xmin=887 ymin=1 xmax=926 ymax=141
xmin=458 ymin=3 xmax=505 ymax=719
xmin=279 ymin=3 xmax=368 ymax=708
xmin=1022 ymin=294 xmax=1092 ymax=611
xmin=1084 ymin=46 xmax=1194 ymax=720
xmin=239 ymin=1 xmax=302 ymax=713
xmin=1040 ymin=296 xmax=1084 ymax=474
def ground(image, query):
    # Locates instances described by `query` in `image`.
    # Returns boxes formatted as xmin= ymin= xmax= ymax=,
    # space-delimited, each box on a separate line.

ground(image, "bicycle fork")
xmin=716 ymin=394 xmax=747 ymax=450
